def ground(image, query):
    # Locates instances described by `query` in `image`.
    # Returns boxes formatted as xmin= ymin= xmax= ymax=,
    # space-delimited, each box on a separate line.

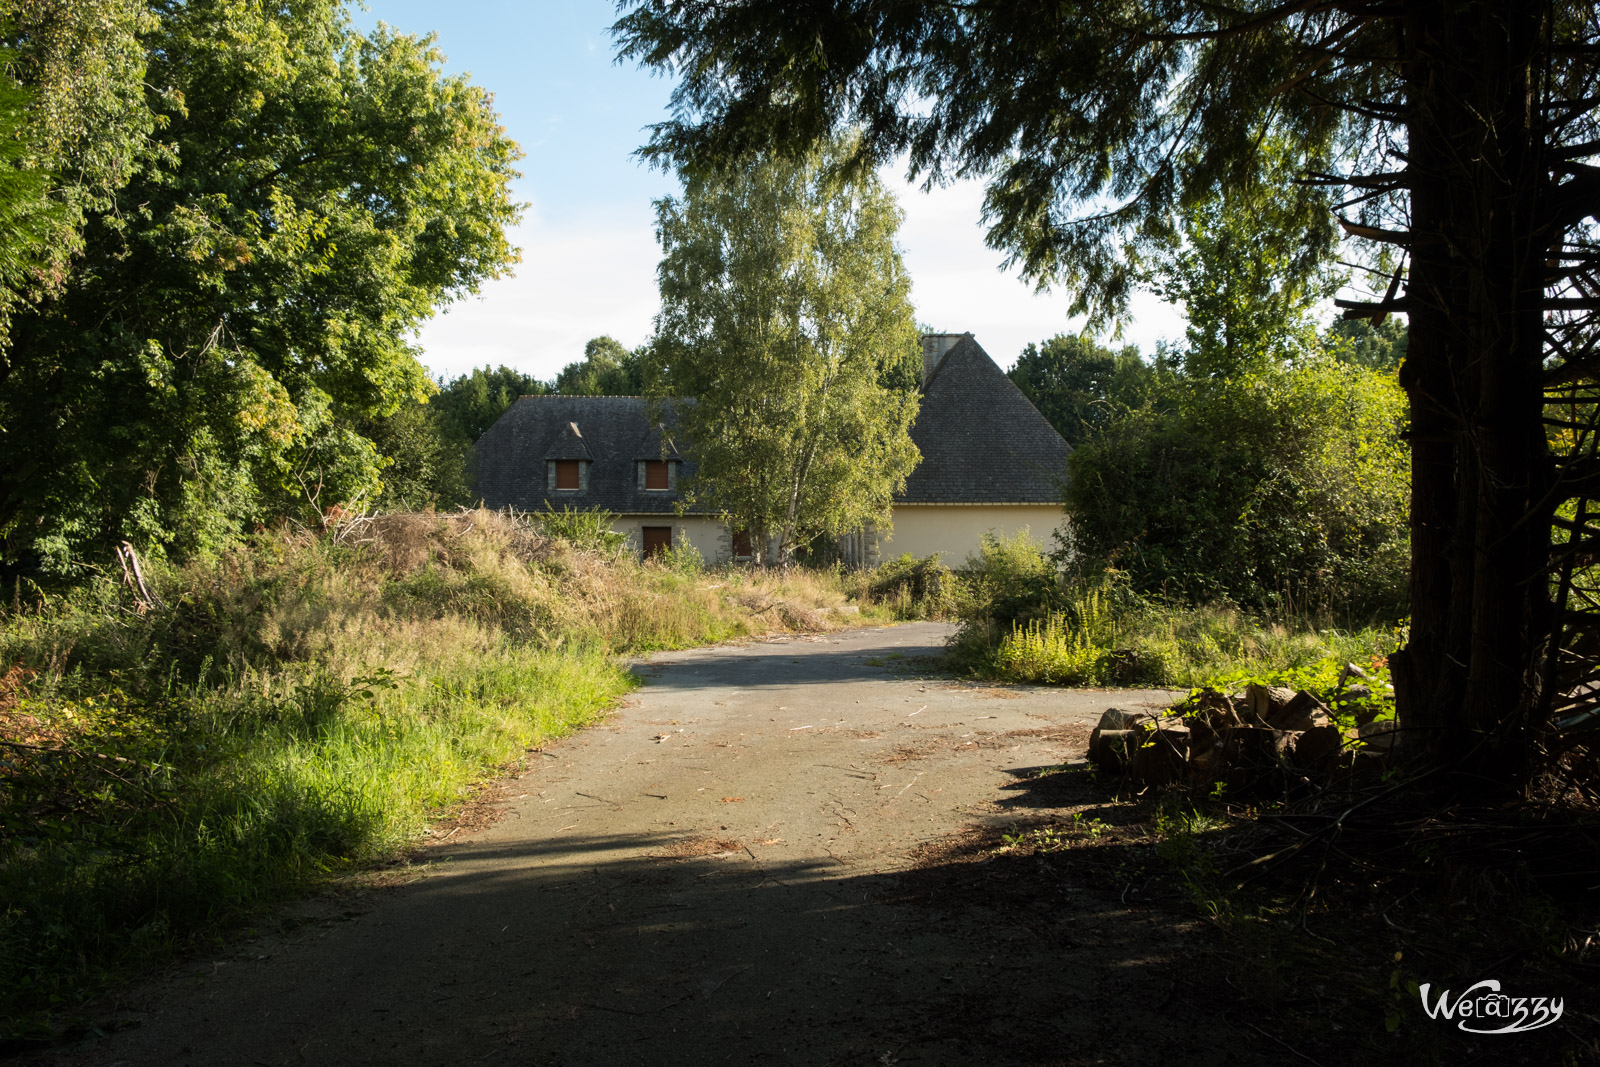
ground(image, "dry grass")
xmin=0 ymin=508 xmax=875 ymax=1035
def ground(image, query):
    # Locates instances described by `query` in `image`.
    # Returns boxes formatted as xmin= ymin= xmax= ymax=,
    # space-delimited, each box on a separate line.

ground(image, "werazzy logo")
xmin=1419 ymin=980 xmax=1564 ymax=1035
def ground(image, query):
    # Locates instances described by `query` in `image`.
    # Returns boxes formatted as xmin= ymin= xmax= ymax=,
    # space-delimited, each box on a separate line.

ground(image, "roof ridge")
xmin=519 ymin=393 xmax=648 ymax=400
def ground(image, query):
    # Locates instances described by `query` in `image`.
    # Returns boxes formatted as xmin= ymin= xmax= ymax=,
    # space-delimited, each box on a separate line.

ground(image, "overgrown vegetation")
xmin=0 ymin=510 xmax=865 ymax=1034
xmin=941 ymin=532 xmax=1401 ymax=704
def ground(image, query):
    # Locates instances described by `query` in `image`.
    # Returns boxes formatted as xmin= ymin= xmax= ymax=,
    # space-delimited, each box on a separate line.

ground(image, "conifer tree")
xmin=616 ymin=1 xmax=1600 ymax=790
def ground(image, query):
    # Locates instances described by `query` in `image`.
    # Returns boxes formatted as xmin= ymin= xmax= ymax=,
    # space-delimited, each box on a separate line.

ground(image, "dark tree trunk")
xmin=1394 ymin=0 xmax=1555 ymax=788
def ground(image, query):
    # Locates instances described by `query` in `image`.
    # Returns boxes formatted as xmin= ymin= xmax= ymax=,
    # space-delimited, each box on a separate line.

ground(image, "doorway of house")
xmin=642 ymin=526 xmax=672 ymax=559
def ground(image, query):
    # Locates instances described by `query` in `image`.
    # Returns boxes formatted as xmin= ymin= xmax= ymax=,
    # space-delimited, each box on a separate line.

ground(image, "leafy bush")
xmin=860 ymin=553 xmax=965 ymax=618
xmin=1067 ymin=357 xmax=1409 ymax=619
xmin=533 ymin=504 xmax=630 ymax=555
xmin=961 ymin=530 xmax=1062 ymax=629
xmin=653 ymin=538 xmax=705 ymax=576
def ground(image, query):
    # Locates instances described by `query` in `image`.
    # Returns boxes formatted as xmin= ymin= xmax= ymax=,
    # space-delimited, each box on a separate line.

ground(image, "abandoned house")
xmin=472 ymin=333 xmax=1071 ymax=564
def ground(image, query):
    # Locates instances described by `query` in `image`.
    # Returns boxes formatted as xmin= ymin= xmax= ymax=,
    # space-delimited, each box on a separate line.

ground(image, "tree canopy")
xmin=554 ymin=335 xmax=646 ymax=396
xmin=615 ymin=0 xmax=1600 ymax=789
xmin=1007 ymin=335 xmax=1154 ymax=447
xmin=0 ymin=0 xmax=523 ymax=568
xmin=649 ymin=138 xmax=921 ymax=562
xmin=0 ymin=0 xmax=153 ymax=352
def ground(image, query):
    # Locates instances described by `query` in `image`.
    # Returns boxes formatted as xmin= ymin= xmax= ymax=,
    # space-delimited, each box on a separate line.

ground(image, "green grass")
xmin=0 ymin=509 xmax=870 ymax=1035
xmin=945 ymin=536 xmax=1402 ymax=707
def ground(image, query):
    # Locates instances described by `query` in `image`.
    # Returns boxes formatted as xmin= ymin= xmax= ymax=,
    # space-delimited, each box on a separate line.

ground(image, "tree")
xmin=649 ymin=138 xmax=921 ymax=562
xmin=1007 ymin=335 xmax=1154 ymax=446
xmin=1138 ymin=142 xmax=1337 ymax=381
xmin=614 ymin=1 xmax=1600 ymax=789
xmin=432 ymin=365 xmax=549 ymax=443
xmin=554 ymin=335 xmax=645 ymax=395
xmin=0 ymin=0 xmax=153 ymax=354
xmin=1326 ymin=318 xmax=1408 ymax=374
xmin=365 ymin=364 xmax=549 ymax=510
xmin=1071 ymin=151 xmax=1408 ymax=618
xmin=0 ymin=0 xmax=522 ymax=568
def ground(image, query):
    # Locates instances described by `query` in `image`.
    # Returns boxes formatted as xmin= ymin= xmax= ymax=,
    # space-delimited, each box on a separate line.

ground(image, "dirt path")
xmin=43 ymin=623 xmax=1254 ymax=1066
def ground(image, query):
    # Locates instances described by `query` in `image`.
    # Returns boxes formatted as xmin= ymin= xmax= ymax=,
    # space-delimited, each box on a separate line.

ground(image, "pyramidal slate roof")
xmin=471 ymin=335 xmax=1069 ymax=513
xmin=474 ymin=396 xmax=693 ymax=515
xmin=900 ymin=335 xmax=1071 ymax=504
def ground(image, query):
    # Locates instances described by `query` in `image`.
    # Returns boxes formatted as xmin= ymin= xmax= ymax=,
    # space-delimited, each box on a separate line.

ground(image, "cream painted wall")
xmin=615 ymin=515 xmax=729 ymax=561
xmin=611 ymin=505 xmax=1065 ymax=567
xmin=877 ymin=504 xmax=1067 ymax=565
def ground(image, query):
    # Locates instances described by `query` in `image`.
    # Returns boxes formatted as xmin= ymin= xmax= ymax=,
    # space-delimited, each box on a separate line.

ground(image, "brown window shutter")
xmin=555 ymin=460 xmax=581 ymax=490
xmin=642 ymin=526 xmax=672 ymax=558
xmin=731 ymin=530 xmax=752 ymax=557
xmin=645 ymin=460 xmax=669 ymax=490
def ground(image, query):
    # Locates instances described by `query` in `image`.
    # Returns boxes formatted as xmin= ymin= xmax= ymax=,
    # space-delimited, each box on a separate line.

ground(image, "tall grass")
xmin=950 ymin=532 xmax=1402 ymax=700
xmin=0 ymin=509 xmax=865 ymax=1033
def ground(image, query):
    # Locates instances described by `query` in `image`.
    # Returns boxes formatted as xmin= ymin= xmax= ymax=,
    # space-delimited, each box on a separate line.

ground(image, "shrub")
xmin=961 ymin=530 xmax=1062 ymax=629
xmin=1067 ymin=357 xmax=1409 ymax=619
xmin=861 ymin=553 xmax=964 ymax=618
xmin=532 ymin=504 xmax=630 ymax=555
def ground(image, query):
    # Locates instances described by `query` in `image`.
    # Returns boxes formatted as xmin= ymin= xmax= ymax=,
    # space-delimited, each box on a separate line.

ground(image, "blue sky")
xmin=358 ymin=0 xmax=1186 ymax=381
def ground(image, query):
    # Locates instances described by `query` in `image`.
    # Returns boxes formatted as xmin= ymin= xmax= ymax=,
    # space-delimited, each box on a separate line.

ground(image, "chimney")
xmin=920 ymin=332 xmax=967 ymax=385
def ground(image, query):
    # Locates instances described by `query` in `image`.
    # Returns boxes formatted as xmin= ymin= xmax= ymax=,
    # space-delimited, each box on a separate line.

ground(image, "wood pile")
xmin=1087 ymin=673 xmax=1397 ymax=793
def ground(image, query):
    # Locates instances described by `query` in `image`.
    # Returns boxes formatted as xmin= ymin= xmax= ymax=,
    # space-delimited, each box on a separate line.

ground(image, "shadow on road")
xmin=128 ymin=820 xmax=1270 ymax=1067
xmin=629 ymin=641 xmax=950 ymax=691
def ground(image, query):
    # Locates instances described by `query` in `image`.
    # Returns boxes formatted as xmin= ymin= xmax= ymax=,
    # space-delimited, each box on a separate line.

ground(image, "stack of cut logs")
xmin=1086 ymin=669 xmax=1397 ymax=793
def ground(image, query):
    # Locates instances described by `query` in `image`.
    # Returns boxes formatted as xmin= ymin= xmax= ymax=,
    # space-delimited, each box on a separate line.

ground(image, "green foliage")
xmin=1325 ymin=317 xmax=1408 ymax=372
xmin=532 ymin=505 xmax=630 ymax=556
xmin=362 ymin=395 xmax=474 ymax=511
xmin=0 ymin=0 xmax=153 ymax=348
xmin=652 ymin=537 xmax=705 ymax=576
xmin=433 ymin=365 xmax=549 ymax=443
xmin=860 ymin=553 xmax=964 ymax=619
xmin=946 ymin=536 xmax=1398 ymax=692
xmin=613 ymin=2 xmax=1363 ymax=328
xmin=0 ymin=54 xmax=59 ymax=332
xmin=1067 ymin=358 xmax=1410 ymax=618
xmin=962 ymin=530 xmax=1063 ymax=631
xmin=995 ymin=611 xmax=1110 ymax=685
xmin=365 ymin=365 xmax=549 ymax=510
xmin=650 ymin=135 xmax=922 ymax=561
xmin=0 ymin=0 xmax=523 ymax=571
xmin=1006 ymin=334 xmax=1156 ymax=445
xmin=1140 ymin=141 xmax=1338 ymax=380
xmin=555 ymin=336 xmax=646 ymax=396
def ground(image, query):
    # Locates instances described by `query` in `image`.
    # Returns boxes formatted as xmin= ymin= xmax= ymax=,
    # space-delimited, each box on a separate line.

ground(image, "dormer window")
xmin=548 ymin=459 xmax=588 ymax=491
xmin=637 ymin=459 xmax=676 ymax=491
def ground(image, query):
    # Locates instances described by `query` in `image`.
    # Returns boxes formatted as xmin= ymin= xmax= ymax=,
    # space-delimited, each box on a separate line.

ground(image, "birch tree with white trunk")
xmin=649 ymin=139 xmax=921 ymax=563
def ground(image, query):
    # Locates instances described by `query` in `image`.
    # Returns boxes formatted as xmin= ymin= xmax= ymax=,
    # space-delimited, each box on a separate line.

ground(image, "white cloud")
xmin=892 ymin=175 xmax=1186 ymax=367
xmin=411 ymin=175 xmax=1188 ymax=383
xmin=412 ymin=208 xmax=662 ymax=382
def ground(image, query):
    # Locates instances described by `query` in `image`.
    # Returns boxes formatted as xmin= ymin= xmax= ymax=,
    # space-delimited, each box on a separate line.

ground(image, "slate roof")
xmin=899 ymin=335 xmax=1071 ymax=504
xmin=474 ymin=396 xmax=693 ymax=514
xmin=472 ymin=335 xmax=1069 ymax=513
